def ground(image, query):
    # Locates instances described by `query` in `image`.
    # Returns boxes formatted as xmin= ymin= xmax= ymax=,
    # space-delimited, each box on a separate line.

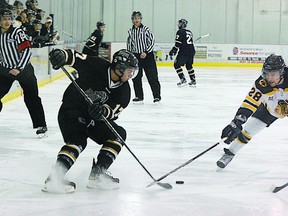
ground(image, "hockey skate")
xmin=36 ymin=126 xmax=48 ymax=138
xmin=216 ymin=148 xmax=235 ymax=169
xmin=86 ymin=159 xmax=120 ymax=190
xmin=177 ymin=78 xmax=187 ymax=87
xmin=41 ymin=175 xmax=76 ymax=193
xmin=188 ymin=79 xmax=196 ymax=87
xmin=132 ymin=97 xmax=144 ymax=104
xmin=153 ymin=98 xmax=161 ymax=104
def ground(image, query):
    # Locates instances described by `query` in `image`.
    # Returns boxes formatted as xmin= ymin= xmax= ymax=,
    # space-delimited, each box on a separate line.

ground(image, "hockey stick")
xmin=60 ymin=66 xmax=172 ymax=190
xmin=271 ymin=182 xmax=288 ymax=193
xmin=194 ymin=33 xmax=211 ymax=42
xmin=146 ymin=139 xmax=224 ymax=188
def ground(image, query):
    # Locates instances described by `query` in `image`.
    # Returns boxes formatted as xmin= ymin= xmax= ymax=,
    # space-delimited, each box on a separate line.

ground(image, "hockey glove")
xmin=169 ymin=47 xmax=177 ymax=56
xmin=275 ymin=100 xmax=288 ymax=118
xmin=86 ymin=90 xmax=108 ymax=105
xmin=49 ymin=49 xmax=67 ymax=70
xmin=88 ymin=104 xmax=108 ymax=121
xmin=221 ymin=114 xmax=247 ymax=144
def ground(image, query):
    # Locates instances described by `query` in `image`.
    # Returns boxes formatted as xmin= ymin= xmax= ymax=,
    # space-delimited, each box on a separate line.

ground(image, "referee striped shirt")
xmin=0 ymin=26 xmax=31 ymax=70
xmin=127 ymin=24 xmax=155 ymax=54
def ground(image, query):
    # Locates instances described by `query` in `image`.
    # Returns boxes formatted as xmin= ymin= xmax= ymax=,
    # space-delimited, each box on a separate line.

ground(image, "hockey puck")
xmin=176 ymin=181 xmax=184 ymax=184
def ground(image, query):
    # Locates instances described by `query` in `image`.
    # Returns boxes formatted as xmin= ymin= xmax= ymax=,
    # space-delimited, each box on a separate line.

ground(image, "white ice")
xmin=0 ymin=66 xmax=288 ymax=216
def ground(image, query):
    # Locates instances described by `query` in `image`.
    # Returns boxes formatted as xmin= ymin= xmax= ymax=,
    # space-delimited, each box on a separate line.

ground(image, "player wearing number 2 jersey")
xmin=169 ymin=19 xmax=196 ymax=87
xmin=216 ymin=54 xmax=288 ymax=169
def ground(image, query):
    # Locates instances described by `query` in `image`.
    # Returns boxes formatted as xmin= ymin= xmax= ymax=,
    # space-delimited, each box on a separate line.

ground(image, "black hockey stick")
xmin=194 ymin=33 xmax=211 ymax=42
xmin=60 ymin=66 xmax=172 ymax=190
xmin=271 ymin=182 xmax=288 ymax=193
xmin=146 ymin=140 xmax=223 ymax=188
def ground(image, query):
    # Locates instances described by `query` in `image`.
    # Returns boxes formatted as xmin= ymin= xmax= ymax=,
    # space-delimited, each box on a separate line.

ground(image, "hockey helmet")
xmin=111 ymin=49 xmax=138 ymax=79
xmin=13 ymin=1 xmax=24 ymax=9
xmin=178 ymin=19 xmax=188 ymax=29
xmin=96 ymin=21 xmax=105 ymax=29
xmin=262 ymin=54 xmax=286 ymax=80
xmin=131 ymin=11 xmax=142 ymax=20
xmin=0 ymin=8 xmax=12 ymax=19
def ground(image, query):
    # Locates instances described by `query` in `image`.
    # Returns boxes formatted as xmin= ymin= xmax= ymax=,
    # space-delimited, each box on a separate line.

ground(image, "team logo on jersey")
xmin=259 ymin=79 xmax=267 ymax=87
xmin=19 ymin=32 xmax=26 ymax=41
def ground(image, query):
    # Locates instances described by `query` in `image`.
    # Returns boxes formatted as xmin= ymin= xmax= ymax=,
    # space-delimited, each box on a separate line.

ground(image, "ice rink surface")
xmin=1 ymin=66 xmax=288 ymax=216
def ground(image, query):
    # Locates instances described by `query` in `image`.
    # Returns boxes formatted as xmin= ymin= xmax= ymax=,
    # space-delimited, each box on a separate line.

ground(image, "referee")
xmin=0 ymin=8 xmax=47 ymax=137
xmin=127 ymin=11 xmax=161 ymax=104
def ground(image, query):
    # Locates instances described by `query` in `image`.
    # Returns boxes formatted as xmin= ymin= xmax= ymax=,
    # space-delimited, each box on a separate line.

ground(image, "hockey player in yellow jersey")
xmin=217 ymin=54 xmax=288 ymax=168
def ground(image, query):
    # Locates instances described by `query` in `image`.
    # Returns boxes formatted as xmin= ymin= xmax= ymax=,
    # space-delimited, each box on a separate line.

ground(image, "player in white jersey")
xmin=217 ymin=54 xmax=288 ymax=168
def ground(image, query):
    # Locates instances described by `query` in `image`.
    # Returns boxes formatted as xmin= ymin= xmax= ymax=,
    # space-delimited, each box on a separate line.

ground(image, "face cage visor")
xmin=116 ymin=64 xmax=139 ymax=80
xmin=261 ymin=68 xmax=283 ymax=80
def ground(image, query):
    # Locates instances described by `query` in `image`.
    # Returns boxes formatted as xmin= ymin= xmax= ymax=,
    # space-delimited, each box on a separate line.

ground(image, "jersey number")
xmin=248 ymin=87 xmax=262 ymax=101
xmin=186 ymin=32 xmax=193 ymax=44
xmin=76 ymin=52 xmax=87 ymax=60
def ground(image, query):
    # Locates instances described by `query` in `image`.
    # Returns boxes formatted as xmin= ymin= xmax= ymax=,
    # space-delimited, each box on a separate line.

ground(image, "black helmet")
xmin=0 ymin=8 xmax=12 ymax=19
xmin=26 ymin=0 xmax=38 ymax=10
xmin=131 ymin=11 xmax=142 ymax=20
xmin=96 ymin=21 xmax=105 ymax=29
xmin=178 ymin=19 xmax=188 ymax=29
xmin=111 ymin=49 xmax=138 ymax=79
xmin=262 ymin=54 xmax=286 ymax=79
xmin=13 ymin=0 xmax=24 ymax=8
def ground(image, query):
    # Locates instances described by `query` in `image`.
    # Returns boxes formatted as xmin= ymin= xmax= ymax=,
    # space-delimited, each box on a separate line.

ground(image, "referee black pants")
xmin=132 ymin=52 xmax=161 ymax=100
xmin=0 ymin=64 xmax=46 ymax=128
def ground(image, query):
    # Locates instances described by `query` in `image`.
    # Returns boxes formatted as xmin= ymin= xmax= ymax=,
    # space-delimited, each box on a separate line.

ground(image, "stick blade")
xmin=146 ymin=181 xmax=172 ymax=189
xmin=158 ymin=182 xmax=173 ymax=189
xmin=270 ymin=183 xmax=288 ymax=193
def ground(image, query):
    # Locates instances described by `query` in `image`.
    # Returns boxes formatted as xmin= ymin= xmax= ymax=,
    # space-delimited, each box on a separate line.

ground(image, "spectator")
xmin=35 ymin=8 xmax=44 ymax=21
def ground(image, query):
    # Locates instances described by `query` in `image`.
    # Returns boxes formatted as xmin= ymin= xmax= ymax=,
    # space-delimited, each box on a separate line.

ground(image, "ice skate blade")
xmin=133 ymin=101 xmax=144 ymax=105
xmin=38 ymin=133 xmax=48 ymax=138
xmin=177 ymin=83 xmax=188 ymax=87
xmin=41 ymin=183 xmax=75 ymax=194
xmin=86 ymin=180 xmax=120 ymax=190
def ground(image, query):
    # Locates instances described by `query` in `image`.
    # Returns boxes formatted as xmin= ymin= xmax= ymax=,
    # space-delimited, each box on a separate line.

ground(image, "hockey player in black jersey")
xmin=169 ymin=19 xmax=196 ymax=87
xmin=217 ymin=54 xmax=288 ymax=169
xmin=42 ymin=48 xmax=138 ymax=193
xmin=82 ymin=21 xmax=109 ymax=57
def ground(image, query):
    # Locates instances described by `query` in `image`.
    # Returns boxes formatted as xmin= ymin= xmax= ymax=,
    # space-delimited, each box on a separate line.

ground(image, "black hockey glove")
xmin=169 ymin=47 xmax=177 ymax=56
xmin=88 ymin=104 xmax=108 ymax=121
xmin=221 ymin=114 xmax=247 ymax=144
xmin=49 ymin=49 xmax=67 ymax=70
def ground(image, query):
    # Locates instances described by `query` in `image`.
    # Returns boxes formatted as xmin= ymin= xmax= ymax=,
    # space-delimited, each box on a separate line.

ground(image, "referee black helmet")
xmin=131 ymin=11 xmax=142 ymax=20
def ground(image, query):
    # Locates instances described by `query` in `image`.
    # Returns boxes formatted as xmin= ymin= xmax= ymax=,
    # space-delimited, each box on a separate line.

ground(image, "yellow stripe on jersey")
xmin=245 ymin=95 xmax=260 ymax=106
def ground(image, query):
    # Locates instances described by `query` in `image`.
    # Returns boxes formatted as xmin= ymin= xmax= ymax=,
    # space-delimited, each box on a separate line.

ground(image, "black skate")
xmin=153 ymin=98 xmax=161 ymax=104
xmin=188 ymin=79 xmax=196 ymax=87
xmin=86 ymin=159 xmax=120 ymax=190
xmin=216 ymin=148 xmax=235 ymax=169
xmin=36 ymin=126 xmax=48 ymax=138
xmin=132 ymin=97 xmax=144 ymax=104
xmin=177 ymin=78 xmax=187 ymax=87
